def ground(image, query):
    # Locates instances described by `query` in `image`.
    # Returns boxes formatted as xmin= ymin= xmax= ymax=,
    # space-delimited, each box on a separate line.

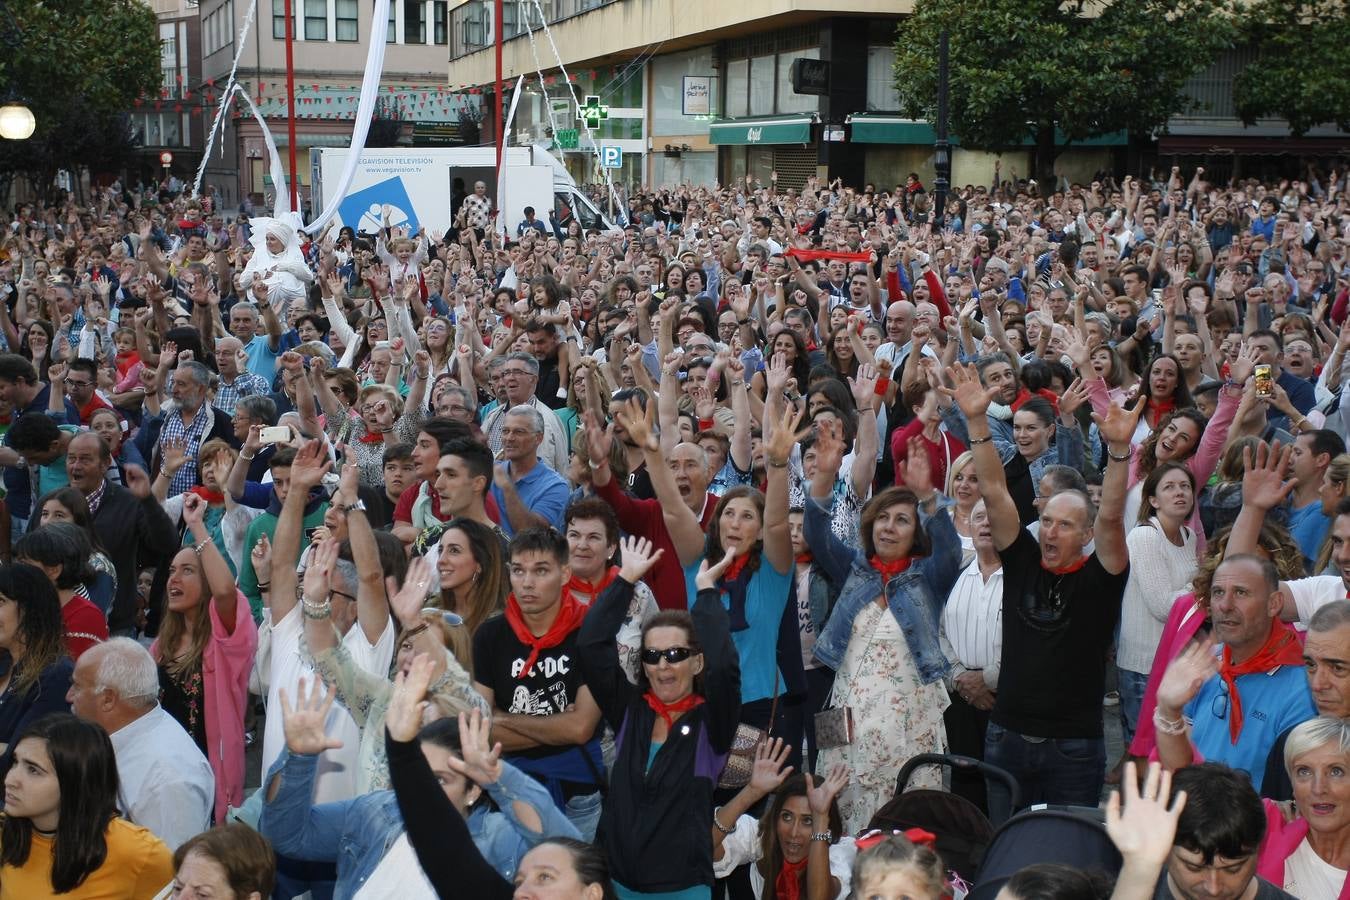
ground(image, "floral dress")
xmin=817 ymin=601 xmax=950 ymax=834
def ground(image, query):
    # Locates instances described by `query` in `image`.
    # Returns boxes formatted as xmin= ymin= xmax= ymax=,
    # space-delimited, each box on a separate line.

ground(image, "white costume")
xmin=241 ymin=216 xmax=314 ymax=308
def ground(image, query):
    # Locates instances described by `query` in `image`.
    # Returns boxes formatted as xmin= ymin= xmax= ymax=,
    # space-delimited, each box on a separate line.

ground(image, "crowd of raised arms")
xmin=0 ymin=163 xmax=1344 ymax=900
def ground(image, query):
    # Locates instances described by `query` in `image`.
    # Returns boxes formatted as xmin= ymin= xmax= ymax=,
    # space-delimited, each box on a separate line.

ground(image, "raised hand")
xmin=160 ymin=436 xmax=188 ymax=475
xmin=181 ymin=492 xmax=208 ymax=529
xmin=1241 ymin=440 xmax=1295 ymax=511
xmin=849 ymin=362 xmax=879 ymax=411
xmin=302 ymin=537 xmax=340 ymax=604
xmin=124 ymin=464 xmax=152 ymax=499
xmin=1106 ymin=762 xmax=1187 ymax=877
xmin=614 ymin=395 xmax=658 ymax=452
xmin=449 ymin=708 xmax=503 ymax=787
xmin=764 ymin=404 xmax=810 ymax=468
xmin=1058 ymin=377 xmax=1089 ymax=418
xmin=387 ymin=653 xmax=435 ymax=742
xmin=1091 ymin=400 xmax=1144 ymax=450
xmin=290 ymin=437 xmax=333 ymax=492
xmin=280 ymin=676 xmax=344 ymax=756
xmin=617 ymin=535 xmax=664 ymax=585
xmin=1228 ymin=341 xmax=1258 ymax=385
xmin=899 ymin=436 xmax=935 ymax=498
xmin=806 ymin=764 xmax=850 ymax=816
xmin=390 ymin=555 xmax=435 ymax=629
xmin=251 ymin=532 xmax=273 ymax=579
xmin=747 ymin=737 xmax=793 ymax=796
xmin=1156 ymin=637 xmax=1219 ymax=715
xmin=695 ymin=547 xmax=738 ymax=591
xmin=582 ymin=409 xmax=614 ymax=467
xmin=939 ymin=362 xmax=999 ymax=419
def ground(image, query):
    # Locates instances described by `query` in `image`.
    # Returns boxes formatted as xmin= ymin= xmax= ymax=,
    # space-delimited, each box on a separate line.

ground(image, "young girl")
xmin=848 ymin=834 xmax=949 ymax=900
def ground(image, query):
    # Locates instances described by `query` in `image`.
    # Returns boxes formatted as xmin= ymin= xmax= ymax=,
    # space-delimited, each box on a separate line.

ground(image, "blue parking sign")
xmin=600 ymin=146 xmax=623 ymax=169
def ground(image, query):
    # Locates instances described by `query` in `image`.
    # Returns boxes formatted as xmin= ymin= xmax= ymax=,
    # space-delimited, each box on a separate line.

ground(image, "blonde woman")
xmin=944 ymin=451 xmax=981 ymax=568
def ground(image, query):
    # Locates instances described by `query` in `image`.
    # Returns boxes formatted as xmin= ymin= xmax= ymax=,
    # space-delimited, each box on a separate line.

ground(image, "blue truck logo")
xmin=338 ymin=177 xmax=418 ymax=235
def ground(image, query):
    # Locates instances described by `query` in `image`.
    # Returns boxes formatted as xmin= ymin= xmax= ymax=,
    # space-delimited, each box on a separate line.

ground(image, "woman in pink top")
xmin=150 ymin=493 xmax=258 ymax=821
xmin=1256 ymin=717 xmax=1350 ymax=898
xmin=1129 ymin=521 xmax=1307 ymax=759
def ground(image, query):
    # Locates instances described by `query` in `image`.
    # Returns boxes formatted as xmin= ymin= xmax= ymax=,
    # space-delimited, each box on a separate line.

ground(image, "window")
xmin=724 ymin=59 xmax=748 ymax=118
xmin=304 ymin=0 xmax=326 ymax=39
xmin=336 ymin=0 xmax=358 ymax=40
xmin=866 ymin=46 xmax=900 ymax=111
xmin=388 ymin=3 xmax=397 ymax=42
xmin=272 ymin=0 xmax=289 ymax=39
xmin=777 ymin=48 xmax=819 ymax=114
xmin=433 ymin=1 xmax=447 ymax=44
xmin=748 ymin=55 xmax=774 ymax=116
xmin=404 ymin=0 xmax=426 ymax=43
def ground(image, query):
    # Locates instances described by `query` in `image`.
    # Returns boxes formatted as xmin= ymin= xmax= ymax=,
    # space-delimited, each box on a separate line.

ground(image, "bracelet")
xmin=256 ymin=582 xmax=271 ymax=591
xmin=873 ymin=376 xmax=891 ymax=396
xmin=968 ymin=434 xmax=993 ymax=445
xmin=1107 ymin=447 xmax=1132 ymax=463
xmin=301 ymin=597 xmax=332 ymax=620
xmin=193 ymin=538 xmax=211 ymax=554
xmin=712 ymin=807 xmax=735 ymax=835
xmin=1152 ymin=710 xmax=1189 ymax=736
xmin=698 ymin=417 xmax=715 ymax=431
xmin=240 ymin=450 xmax=256 ymax=460
xmin=767 ymin=459 xmax=789 ymax=468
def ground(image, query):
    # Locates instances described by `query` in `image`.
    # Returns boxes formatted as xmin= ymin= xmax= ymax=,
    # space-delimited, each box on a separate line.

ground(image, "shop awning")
xmin=273 ymin=133 xmax=353 ymax=147
xmin=846 ymin=113 xmax=1127 ymax=147
xmin=709 ymin=115 xmax=815 ymax=145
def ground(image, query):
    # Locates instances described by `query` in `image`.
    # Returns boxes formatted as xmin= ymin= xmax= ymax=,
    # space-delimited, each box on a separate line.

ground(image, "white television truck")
xmin=309 ymin=145 xmax=621 ymax=238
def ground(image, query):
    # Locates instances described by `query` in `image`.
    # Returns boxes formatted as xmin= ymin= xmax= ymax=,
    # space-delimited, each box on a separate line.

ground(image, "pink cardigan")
xmin=1258 ymin=799 xmax=1350 ymax=898
xmin=1129 ymin=593 xmax=1207 ymax=758
xmin=152 ymin=590 xmax=257 ymax=821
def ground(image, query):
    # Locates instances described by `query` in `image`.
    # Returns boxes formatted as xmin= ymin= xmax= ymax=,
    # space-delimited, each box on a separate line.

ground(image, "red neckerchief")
xmin=795 ymin=552 xmax=814 ymax=566
xmin=358 ymin=430 xmax=386 ymax=444
xmin=79 ymin=395 xmax=110 ymax=423
xmin=115 ymin=349 xmax=140 ymax=377
xmin=1146 ymin=395 xmax=1177 ymax=429
xmin=503 ymin=590 xmax=587 ymax=679
xmin=568 ymin=565 xmax=618 ymax=602
xmin=187 ymin=485 xmax=225 ymax=506
xmin=784 ymin=248 xmax=872 ymax=264
xmin=721 ymin=553 xmax=751 ymax=582
xmin=643 ymin=691 xmax=704 ymax=729
xmin=774 ymin=856 xmax=808 ymax=900
xmin=1042 ymin=555 xmax=1090 ymax=576
xmin=1010 ymin=386 xmax=1060 ymax=415
xmin=870 ymin=555 xmax=914 ymax=584
xmin=1220 ymin=618 xmax=1305 ymax=744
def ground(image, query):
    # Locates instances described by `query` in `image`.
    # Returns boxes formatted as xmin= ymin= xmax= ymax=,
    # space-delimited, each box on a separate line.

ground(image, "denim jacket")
xmin=260 ymin=749 xmax=580 ymax=899
xmin=805 ymin=492 xmax=961 ymax=684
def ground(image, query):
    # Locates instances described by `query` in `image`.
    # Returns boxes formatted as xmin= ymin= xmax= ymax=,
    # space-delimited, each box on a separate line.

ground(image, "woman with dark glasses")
xmin=578 ymin=536 xmax=742 ymax=900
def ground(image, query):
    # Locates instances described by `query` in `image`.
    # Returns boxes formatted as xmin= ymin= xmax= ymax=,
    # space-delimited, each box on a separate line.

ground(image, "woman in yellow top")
xmin=0 ymin=713 xmax=175 ymax=899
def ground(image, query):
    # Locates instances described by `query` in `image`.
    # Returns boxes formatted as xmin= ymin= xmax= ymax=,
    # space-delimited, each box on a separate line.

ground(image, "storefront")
xmin=710 ymin=115 xmax=819 ymax=189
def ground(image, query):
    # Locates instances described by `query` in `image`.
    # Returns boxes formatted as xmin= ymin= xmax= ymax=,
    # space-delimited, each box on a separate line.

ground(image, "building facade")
xmin=129 ymin=0 xmax=207 ymax=190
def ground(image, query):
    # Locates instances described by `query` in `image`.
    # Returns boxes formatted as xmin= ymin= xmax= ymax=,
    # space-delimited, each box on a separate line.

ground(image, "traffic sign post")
xmin=600 ymin=145 xmax=623 ymax=169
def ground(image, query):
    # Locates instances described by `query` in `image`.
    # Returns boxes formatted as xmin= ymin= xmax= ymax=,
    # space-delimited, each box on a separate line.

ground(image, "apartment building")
xmin=130 ymin=0 xmax=206 ymax=189
xmin=198 ymin=0 xmax=474 ymax=209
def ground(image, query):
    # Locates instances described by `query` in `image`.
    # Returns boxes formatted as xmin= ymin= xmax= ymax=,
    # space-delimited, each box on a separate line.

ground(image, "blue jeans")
xmin=1117 ymin=667 xmax=1151 ymax=750
xmin=564 ymin=790 xmax=603 ymax=843
xmin=984 ymin=722 xmax=1105 ymax=826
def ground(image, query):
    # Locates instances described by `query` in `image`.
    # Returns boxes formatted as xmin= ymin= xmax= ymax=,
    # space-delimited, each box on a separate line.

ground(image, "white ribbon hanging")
xmin=193 ymin=0 xmax=259 ymax=199
xmin=231 ymin=84 xmax=292 ymax=219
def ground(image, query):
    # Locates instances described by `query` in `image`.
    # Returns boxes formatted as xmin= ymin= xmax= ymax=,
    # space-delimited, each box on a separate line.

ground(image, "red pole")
xmin=493 ymin=0 xmax=504 ymax=171
xmin=283 ymin=0 xmax=299 ymax=212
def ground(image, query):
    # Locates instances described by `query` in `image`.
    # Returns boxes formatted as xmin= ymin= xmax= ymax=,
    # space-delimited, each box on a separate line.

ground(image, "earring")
xmin=471 ymin=569 xmax=480 ymax=583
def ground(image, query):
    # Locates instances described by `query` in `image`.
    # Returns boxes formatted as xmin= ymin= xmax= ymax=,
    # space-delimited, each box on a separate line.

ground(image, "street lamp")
xmin=0 ymin=100 xmax=33 ymax=140
xmin=932 ymin=29 xmax=951 ymax=228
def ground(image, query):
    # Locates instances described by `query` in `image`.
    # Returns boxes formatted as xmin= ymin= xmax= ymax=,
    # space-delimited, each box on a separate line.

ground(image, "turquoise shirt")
xmin=682 ymin=557 xmax=791 ymax=704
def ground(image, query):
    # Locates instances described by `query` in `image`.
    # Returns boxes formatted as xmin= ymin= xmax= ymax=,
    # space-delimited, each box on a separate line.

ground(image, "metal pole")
xmin=494 ymin=0 xmax=504 ymax=172
xmin=283 ymin=0 xmax=298 ymax=212
xmin=933 ymin=29 xmax=950 ymax=229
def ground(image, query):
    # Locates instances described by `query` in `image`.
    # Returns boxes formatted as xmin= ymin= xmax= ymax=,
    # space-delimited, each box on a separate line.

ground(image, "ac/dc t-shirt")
xmin=473 ymin=613 xmax=589 ymax=762
xmin=992 ymin=528 xmax=1129 ymax=739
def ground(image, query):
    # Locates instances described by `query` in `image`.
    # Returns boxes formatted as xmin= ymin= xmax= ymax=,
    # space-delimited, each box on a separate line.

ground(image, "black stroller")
xmin=966 ymin=806 xmax=1122 ymax=899
xmin=867 ymin=753 xmax=1019 ymax=889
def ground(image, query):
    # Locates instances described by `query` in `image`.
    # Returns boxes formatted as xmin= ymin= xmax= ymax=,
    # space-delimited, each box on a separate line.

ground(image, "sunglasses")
xmin=641 ymin=646 xmax=693 ymax=666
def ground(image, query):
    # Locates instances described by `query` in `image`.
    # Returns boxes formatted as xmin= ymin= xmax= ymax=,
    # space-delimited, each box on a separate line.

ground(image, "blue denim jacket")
xmin=260 ymin=750 xmax=580 ymax=899
xmin=805 ymin=492 xmax=961 ymax=684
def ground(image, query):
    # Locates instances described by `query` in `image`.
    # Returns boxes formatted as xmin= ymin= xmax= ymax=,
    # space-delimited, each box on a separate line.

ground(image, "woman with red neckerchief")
xmin=804 ymin=425 xmax=962 ymax=833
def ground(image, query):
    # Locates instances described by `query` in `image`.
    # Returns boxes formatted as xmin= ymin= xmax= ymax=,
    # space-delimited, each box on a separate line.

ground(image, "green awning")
xmin=274 ymin=133 xmax=353 ymax=147
xmin=709 ymin=115 xmax=814 ymax=145
xmin=846 ymin=113 xmax=1128 ymax=147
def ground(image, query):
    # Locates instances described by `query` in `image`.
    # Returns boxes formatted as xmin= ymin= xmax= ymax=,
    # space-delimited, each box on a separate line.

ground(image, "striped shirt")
xmin=940 ymin=559 xmax=1004 ymax=689
xmin=215 ymin=370 xmax=271 ymax=416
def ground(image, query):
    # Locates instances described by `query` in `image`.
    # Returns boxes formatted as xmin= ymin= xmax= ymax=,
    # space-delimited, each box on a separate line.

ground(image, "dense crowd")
xmin=0 ymin=163 xmax=1344 ymax=899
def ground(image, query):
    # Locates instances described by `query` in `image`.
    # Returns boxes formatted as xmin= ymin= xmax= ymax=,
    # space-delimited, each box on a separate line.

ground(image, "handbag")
xmin=812 ymin=600 xmax=886 ymax=751
xmin=716 ymin=672 xmax=779 ymax=790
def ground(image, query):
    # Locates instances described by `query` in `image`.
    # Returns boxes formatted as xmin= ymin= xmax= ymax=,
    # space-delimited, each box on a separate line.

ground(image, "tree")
xmin=0 ymin=0 xmax=160 ymax=201
xmin=1231 ymin=0 xmax=1350 ymax=136
xmin=893 ymin=0 xmax=1235 ymax=183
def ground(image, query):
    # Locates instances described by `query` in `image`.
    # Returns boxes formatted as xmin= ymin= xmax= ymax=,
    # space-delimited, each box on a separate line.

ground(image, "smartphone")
xmin=1254 ymin=363 xmax=1274 ymax=399
xmin=259 ymin=425 xmax=290 ymax=444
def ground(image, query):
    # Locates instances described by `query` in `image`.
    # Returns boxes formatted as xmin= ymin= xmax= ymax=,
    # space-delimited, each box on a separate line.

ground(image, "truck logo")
xmin=338 ymin=177 xmax=419 ymax=236
xmin=747 ymin=127 xmax=763 ymax=143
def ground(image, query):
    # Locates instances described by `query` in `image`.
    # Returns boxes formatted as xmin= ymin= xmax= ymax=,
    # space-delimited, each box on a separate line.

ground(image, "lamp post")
xmin=932 ymin=29 xmax=950 ymax=229
xmin=0 ymin=99 xmax=33 ymax=140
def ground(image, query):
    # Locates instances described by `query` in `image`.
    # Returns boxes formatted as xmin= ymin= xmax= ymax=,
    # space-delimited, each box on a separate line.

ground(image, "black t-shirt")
xmin=1152 ymin=872 xmax=1294 ymax=899
xmin=473 ymin=613 xmax=590 ymax=762
xmin=993 ymin=529 xmax=1128 ymax=739
xmin=1264 ymin=726 xmax=1296 ymax=802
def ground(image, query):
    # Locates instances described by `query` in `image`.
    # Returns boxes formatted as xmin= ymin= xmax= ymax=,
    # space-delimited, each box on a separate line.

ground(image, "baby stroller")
xmin=967 ymin=806 xmax=1122 ymax=900
xmin=867 ymin=753 xmax=1018 ymax=889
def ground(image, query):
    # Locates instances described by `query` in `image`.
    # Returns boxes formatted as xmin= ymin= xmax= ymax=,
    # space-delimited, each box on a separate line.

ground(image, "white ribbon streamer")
xmin=193 ymin=0 xmax=259 ymax=199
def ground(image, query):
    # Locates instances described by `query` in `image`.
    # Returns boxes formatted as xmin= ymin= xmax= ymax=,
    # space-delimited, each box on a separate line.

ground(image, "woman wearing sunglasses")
xmin=577 ymin=536 xmax=741 ymax=899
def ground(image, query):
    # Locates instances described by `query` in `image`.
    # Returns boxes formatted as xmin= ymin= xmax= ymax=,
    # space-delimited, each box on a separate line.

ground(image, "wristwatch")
xmin=336 ymin=498 xmax=367 ymax=514
xmin=811 ymin=830 xmax=833 ymax=843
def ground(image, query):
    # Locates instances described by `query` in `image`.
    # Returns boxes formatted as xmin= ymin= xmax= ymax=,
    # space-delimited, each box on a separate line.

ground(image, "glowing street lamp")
xmin=0 ymin=99 xmax=33 ymax=140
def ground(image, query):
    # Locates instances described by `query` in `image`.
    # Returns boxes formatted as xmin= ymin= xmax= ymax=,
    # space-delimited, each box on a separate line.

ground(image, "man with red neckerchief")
xmin=472 ymin=526 xmax=605 ymax=842
xmin=945 ymin=361 xmax=1135 ymax=824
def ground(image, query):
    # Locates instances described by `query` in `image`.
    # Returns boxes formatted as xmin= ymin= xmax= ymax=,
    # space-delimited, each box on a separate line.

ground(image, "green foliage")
xmin=893 ymin=0 xmax=1235 ymax=172
xmin=1232 ymin=0 xmax=1350 ymax=135
xmin=0 ymin=0 xmax=161 ymax=195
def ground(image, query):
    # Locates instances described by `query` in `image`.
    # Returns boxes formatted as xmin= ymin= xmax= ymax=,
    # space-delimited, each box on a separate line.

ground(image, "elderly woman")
xmin=240 ymin=216 xmax=314 ymax=308
xmin=1258 ymin=716 xmax=1350 ymax=897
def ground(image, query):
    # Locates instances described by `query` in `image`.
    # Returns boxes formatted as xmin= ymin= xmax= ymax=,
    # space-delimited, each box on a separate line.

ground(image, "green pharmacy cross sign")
xmin=578 ymin=95 xmax=609 ymax=128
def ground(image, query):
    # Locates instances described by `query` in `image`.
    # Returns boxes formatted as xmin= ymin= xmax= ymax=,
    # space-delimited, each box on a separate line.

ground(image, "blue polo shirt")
xmin=490 ymin=459 xmax=568 ymax=537
xmin=1288 ymin=500 xmax=1331 ymax=568
xmin=683 ymin=558 xmax=792 ymax=705
xmin=1185 ymin=664 xmax=1315 ymax=793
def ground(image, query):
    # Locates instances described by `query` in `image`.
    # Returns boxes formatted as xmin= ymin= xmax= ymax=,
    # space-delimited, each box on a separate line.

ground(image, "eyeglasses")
xmin=64 ymin=380 xmax=92 ymax=388
xmin=1211 ymin=681 xmax=1230 ymax=721
xmin=500 ymin=368 xmax=534 ymax=379
xmin=641 ymin=646 xmax=693 ymax=666
xmin=328 ymin=589 xmax=357 ymax=605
